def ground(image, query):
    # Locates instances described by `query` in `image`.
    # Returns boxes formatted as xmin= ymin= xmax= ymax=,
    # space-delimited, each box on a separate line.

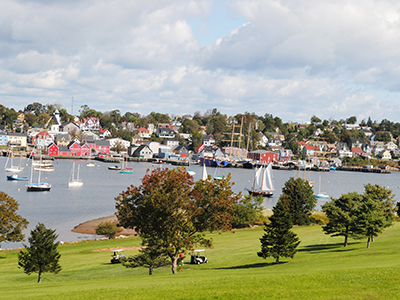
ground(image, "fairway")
xmin=1 ymin=223 xmax=400 ymax=299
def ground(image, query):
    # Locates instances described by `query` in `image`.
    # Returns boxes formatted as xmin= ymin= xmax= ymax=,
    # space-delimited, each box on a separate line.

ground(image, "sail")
xmin=254 ymin=167 xmax=263 ymax=189
xmin=266 ymin=163 xmax=274 ymax=191
xmin=261 ymin=166 xmax=268 ymax=191
xmin=202 ymin=163 xmax=208 ymax=181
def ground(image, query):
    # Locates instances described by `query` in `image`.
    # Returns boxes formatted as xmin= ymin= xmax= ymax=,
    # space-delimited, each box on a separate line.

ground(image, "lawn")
xmin=1 ymin=223 xmax=400 ymax=299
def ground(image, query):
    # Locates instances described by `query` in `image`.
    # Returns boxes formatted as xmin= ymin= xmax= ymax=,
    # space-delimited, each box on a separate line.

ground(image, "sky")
xmin=1 ymin=0 xmax=400 ymax=123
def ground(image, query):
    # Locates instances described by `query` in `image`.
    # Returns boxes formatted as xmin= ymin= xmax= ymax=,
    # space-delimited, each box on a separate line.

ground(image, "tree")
xmin=115 ymin=167 xmax=241 ymax=274
xmin=123 ymin=238 xmax=170 ymax=275
xmin=111 ymin=141 xmax=126 ymax=154
xmin=363 ymin=184 xmax=396 ymax=228
xmin=95 ymin=222 xmax=123 ymax=239
xmin=322 ymin=192 xmax=362 ymax=247
xmin=355 ymin=197 xmax=386 ymax=248
xmin=231 ymin=195 xmax=265 ymax=228
xmin=18 ymin=223 xmax=61 ymax=283
xmin=257 ymin=200 xmax=300 ymax=263
xmin=0 ymin=192 xmax=29 ymax=246
xmin=279 ymin=177 xmax=317 ymax=225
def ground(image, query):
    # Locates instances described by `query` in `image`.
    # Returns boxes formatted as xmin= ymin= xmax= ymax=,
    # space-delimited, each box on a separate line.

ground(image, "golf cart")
xmin=190 ymin=249 xmax=208 ymax=264
xmin=111 ymin=249 xmax=126 ymax=264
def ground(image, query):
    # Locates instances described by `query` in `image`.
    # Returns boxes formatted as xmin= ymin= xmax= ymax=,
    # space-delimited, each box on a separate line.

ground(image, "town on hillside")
xmin=0 ymin=103 xmax=399 ymax=172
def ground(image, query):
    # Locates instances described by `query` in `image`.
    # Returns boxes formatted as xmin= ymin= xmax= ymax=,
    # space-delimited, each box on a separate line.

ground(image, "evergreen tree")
xmin=123 ymin=238 xmax=170 ymax=275
xmin=279 ymin=177 xmax=316 ymax=225
xmin=322 ymin=192 xmax=362 ymax=247
xmin=257 ymin=201 xmax=300 ymax=263
xmin=18 ymin=223 xmax=61 ymax=283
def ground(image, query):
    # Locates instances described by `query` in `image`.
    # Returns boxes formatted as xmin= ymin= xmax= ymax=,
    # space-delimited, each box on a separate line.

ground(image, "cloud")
xmin=0 ymin=0 xmax=400 ymax=123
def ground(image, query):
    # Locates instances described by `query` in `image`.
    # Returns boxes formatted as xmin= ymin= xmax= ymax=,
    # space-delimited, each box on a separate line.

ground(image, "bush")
xmin=231 ymin=195 xmax=266 ymax=228
xmin=95 ymin=222 xmax=123 ymax=239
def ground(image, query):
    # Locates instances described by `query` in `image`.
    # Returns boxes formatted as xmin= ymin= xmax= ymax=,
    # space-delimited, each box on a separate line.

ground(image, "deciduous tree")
xmin=95 ymin=221 xmax=123 ymax=239
xmin=322 ymin=192 xmax=362 ymax=247
xmin=0 ymin=192 xmax=28 ymax=246
xmin=258 ymin=200 xmax=300 ymax=263
xmin=355 ymin=197 xmax=386 ymax=248
xmin=115 ymin=167 xmax=240 ymax=274
xmin=18 ymin=223 xmax=61 ymax=283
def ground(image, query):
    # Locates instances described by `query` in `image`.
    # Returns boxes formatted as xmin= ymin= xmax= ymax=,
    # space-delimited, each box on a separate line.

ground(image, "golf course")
xmin=1 ymin=223 xmax=400 ymax=299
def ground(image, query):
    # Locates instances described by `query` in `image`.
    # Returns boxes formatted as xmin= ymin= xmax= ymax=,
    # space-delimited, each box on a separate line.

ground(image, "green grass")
xmin=1 ymin=224 xmax=400 ymax=299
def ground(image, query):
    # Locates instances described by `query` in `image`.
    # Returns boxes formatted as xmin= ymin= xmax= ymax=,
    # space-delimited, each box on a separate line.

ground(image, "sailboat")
xmin=315 ymin=176 xmax=329 ymax=199
xmin=119 ymin=156 xmax=133 ymax=173
xmin=4 ymin=149 xmax=24 ymax=173
xmin=26 ymin=153 xmax=51 ymax=192
xmin=246 ymin=163 xmax=274 ymax=197
xmin=68 ymin=162 xmax=83 ymax=187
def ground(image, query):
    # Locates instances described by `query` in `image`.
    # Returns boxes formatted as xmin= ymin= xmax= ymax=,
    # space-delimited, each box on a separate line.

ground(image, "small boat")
xmin=108 ymin=165 xmax=122 ymax=171
xmin=187 ymin=169 xmax=196 ymax=176
xmin=119 ymin=156 xmax=133 ymax=174
xmin=86 ymin=161 xmax=96 ymax=167
xmin=315 ymin=176 xmax=329 ymax=199
xmin=26 ymin=154 xmax=51 ymax=192
xmin=34 ymin=165 xmax=55 ymax=172
xmin=7 ymin=174 xmax=29 ymax=181
xmin=246 ymin=163 xmax=274 ymax=197
xmin=68 ymin=162 xmax=83 ymax=187
xmin=4 ymin=149 xmax=24 ymax=173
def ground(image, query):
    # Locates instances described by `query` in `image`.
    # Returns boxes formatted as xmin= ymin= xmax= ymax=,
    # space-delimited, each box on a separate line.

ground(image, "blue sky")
xmin=1 ymin=0 xmax=400 ymax=124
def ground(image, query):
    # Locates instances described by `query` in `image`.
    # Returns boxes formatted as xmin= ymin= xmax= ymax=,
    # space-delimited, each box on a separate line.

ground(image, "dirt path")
xmin=71 ymin=215 xmax=136 ymax=236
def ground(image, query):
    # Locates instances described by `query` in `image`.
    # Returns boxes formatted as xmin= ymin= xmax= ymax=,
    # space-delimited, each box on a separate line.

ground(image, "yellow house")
xmin=8 ymin=132 xmax=27 ymax=147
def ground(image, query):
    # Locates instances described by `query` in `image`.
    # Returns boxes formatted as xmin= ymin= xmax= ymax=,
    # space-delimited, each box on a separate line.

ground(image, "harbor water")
xmin=1 ymin=157 xmax=399 ymax=249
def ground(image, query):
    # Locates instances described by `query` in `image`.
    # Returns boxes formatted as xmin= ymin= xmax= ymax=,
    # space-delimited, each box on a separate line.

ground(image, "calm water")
xmin=1 ymin=157 xmax=400 ymax=249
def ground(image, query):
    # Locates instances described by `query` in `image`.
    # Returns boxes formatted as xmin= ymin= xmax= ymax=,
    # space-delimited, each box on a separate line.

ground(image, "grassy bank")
xmin=1 ymin=223 xmax=400 ymax=299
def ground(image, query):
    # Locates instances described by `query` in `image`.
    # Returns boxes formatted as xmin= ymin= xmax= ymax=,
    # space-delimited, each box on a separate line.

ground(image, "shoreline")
xmin=71 ymin=215 xmax=136 ymax=236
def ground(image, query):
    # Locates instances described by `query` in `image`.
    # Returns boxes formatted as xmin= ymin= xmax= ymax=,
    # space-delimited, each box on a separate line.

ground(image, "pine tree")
xmin=18 ymin=223 xmax=61 ymax=283
xmin=257 ymin=200 xmax=300 ymax=263
xmin=279 ymin=177 xmax=316 ymax=225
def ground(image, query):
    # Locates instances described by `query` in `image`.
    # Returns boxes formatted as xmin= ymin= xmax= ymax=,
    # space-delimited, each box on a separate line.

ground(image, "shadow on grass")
xmin=298 ymin=242 xmax=359 ymax=253
xmin=214 ymin=262 xmax=287 ymax=270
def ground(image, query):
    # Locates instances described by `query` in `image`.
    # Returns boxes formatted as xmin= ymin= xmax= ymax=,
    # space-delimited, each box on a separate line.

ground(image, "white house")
xmin=108 ymin=138 xmax=131 ymax=152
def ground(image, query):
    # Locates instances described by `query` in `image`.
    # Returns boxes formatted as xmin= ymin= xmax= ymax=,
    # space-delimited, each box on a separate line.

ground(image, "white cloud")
xmin=0 ymin=0 xmax=400 ymax=123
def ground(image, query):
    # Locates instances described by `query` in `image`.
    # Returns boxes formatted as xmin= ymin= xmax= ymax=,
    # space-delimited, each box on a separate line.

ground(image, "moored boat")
xmin=26 ymin=153 xmax=51 ymax=192
xmin=68 ymin=162 xmax=83 ymax=187
xmin=7 ymin=174 xmax=29 ymax=181
xmin=246 ymin=163 xmax=274 ymax=197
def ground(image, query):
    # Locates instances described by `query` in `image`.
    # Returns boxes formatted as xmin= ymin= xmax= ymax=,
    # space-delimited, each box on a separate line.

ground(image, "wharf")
xmin=336 ymin=166 xmax=391 ymax=174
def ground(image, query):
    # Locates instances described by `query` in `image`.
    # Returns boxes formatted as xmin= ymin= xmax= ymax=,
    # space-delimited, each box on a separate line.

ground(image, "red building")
xmin=247 ymin=150 xmax=278 ymax=163
xmin=46 ymin=140 xmax=111 ymax=156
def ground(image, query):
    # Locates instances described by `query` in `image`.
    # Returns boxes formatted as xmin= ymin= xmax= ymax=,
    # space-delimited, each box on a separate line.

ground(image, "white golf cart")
xmin=111 ymin=249 xmax=126 ymax=264
xmin=190 ymin=249 xmax=208 ymax=264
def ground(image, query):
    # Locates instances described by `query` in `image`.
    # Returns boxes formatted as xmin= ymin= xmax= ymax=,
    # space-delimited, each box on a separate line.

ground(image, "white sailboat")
xmin=315 ymin=176 xmax=329 ymax=199
xmin=26 ymin=153 xmax=51 ymax=192
xmin=4 ymin=149 xmax=24 ymax=173
xmin=246 ymin=163 xmax=274 ymax=197
xmin=68 ymin=162 xmax=83 ymax=187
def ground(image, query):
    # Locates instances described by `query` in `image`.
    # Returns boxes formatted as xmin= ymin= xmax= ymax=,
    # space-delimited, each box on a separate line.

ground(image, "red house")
xmin=247 ymin=151 xmax=278 ymax=163
xmin=46 ymin=140 xmax=111 ymax=156
xmin=47 ymin=143 xmax=59 ymax=156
